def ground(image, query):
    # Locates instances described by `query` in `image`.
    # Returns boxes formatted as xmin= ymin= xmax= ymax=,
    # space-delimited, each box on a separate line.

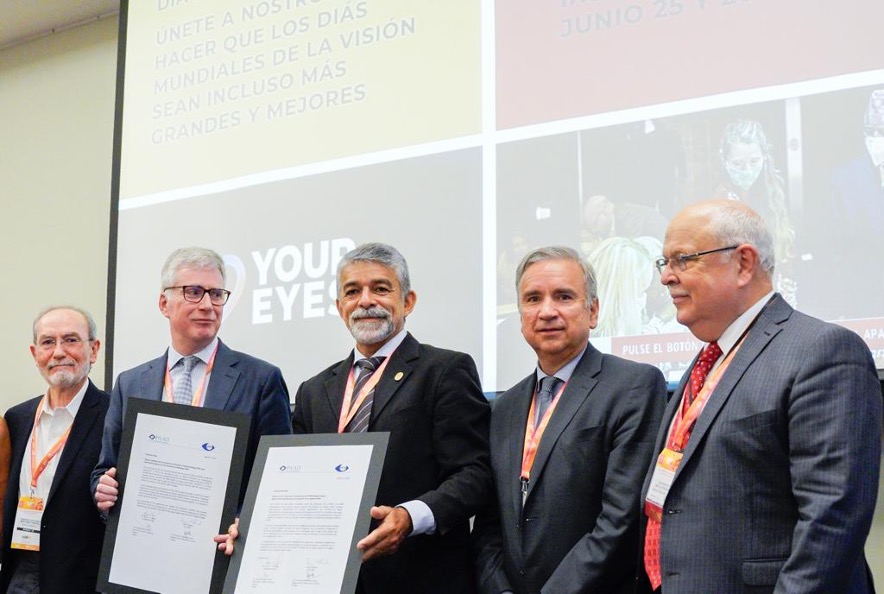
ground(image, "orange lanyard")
xmin=337 ymin=357 xmax=392 ymax=433
xmin=520 ymin=380 xmax=568 ymax=483
xmin=164 ymin=345 xmax=219 ymax=407
xmin=29 ymin=397 xmax=73 ymax=493
xmin=667 ymin=339 xmax=744 ymax=452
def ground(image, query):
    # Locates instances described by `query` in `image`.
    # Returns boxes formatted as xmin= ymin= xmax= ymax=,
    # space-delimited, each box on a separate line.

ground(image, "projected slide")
xmin=113 ymin=0 xmax=884 ymax=391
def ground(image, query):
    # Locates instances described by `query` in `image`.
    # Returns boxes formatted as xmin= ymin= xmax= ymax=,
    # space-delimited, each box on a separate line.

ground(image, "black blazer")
xmin=473 ymin=343 xmax=666 ymax=594
xmin=293 ymin=333 xmax=492 ymax=594
xmin=2 ymin=381 xmax=109 ymax=594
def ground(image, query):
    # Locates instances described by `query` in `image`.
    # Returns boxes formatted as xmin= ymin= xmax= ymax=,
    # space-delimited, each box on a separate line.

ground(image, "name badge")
xmin=11 ymin=496 xmax=44 ymax=551
xmin=644 ymin=448 xmax=682 ymax=522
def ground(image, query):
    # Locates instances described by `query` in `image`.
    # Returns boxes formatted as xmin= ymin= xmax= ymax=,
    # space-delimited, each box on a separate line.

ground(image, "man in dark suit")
xmin=292 ymin=242 xmax=491 ymax=594
xmin=2 ymin=306 xmax=109 ymax=593
xmin=92 ymin=247 xmax=291 ymax=512
xmin=473 ymin=246 xmax=666 ymax=594
xmin=640 ymin=199 xmax=882 ymax=593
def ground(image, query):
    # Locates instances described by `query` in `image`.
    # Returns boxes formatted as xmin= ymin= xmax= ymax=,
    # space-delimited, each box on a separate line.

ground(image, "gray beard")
xmin=348 ymin=317 xmax=394 ymax=345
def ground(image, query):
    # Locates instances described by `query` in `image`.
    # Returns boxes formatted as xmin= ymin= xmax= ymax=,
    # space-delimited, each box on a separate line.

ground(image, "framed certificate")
xmin=98 ymin=399 xmax=250 ymax=594
xmin=223 ymin=433 xmax=389 ymax=594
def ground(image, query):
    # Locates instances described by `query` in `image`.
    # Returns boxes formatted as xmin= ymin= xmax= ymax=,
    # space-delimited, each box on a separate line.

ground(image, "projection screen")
xmin=110 ymin=0 xmax=884 ymax=392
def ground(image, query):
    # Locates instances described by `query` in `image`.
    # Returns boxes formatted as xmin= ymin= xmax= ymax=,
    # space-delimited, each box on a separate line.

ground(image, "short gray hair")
xmin=337 ymin=243 xmax=411 ymax=294
xmin=706 ymin=202 xmax=776 ymax=276
xmin=515 ymin=246 xmax=598 ymax=307
xmin=161 ymin=247 xmax=226 ymax=289
xmin=32 ymin=306 xmax=97 ymax=342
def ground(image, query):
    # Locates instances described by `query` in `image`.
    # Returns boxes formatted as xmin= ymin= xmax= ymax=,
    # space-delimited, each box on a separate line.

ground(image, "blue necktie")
xmin=535 ymin=376 xmax=562 ymax=428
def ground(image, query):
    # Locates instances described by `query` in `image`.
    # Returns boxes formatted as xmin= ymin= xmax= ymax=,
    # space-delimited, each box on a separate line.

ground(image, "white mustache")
xmin=47 ymin=360 xmax=75 ymax=369
xmin=350 ymin=307 xmax=391 ymax=322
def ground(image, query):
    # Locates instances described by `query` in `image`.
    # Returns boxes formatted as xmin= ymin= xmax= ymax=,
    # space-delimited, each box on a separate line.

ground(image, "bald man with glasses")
xmin=92 ymin=247 xmax=291 ymax=512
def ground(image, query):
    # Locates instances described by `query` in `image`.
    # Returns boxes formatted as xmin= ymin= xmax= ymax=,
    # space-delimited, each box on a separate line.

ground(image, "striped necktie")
xmin=346 ymin=356 xmax=385 ymax=433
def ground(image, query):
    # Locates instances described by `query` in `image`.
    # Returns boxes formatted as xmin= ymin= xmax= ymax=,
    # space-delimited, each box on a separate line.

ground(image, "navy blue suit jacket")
xmin=639 ymin=294 xmax=882 ymax=593
xmin=2 ymin=381 xmax=109 ymax=594
xmin=91 ymin=340 xmax=291 ymax=503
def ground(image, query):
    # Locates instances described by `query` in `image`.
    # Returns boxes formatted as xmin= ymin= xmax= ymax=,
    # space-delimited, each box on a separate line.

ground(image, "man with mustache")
xmin=2 ymin=307 xmax=109 ymax=593
xmin=292 ymin=242 xmax=492 ymax=594
xmin=92 ymin=247 xmax=291 ymax=512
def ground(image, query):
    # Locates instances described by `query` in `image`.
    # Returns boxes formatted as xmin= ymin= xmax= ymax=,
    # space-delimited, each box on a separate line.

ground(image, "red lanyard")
xmin=163 ymin=344 xmax=219 ymax=407
xmin=337 ymin=357 xmax=392 ymax=433
xmin=29 ymin=397 xmax=73 ymax=493
xmin=666 ymin=339 xmax=743 ymax=451
xmin=520 ymin=380 xmax=567 ymax=482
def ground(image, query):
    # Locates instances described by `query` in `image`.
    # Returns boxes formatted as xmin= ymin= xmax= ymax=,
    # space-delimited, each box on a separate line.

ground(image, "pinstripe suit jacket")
xmin=639 ymin=294 xmax=882 ymax=593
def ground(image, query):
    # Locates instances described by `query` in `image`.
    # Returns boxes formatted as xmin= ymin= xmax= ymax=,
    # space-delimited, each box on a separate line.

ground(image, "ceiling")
xmin=0 ymin=0 xmax=120 ymax=50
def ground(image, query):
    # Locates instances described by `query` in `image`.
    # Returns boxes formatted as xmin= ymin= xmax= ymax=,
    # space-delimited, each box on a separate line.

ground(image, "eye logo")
xmin=334 ymin=464 xmax=349 ymax=473
xmin=201 ymin=443 xmax=215 ymax=452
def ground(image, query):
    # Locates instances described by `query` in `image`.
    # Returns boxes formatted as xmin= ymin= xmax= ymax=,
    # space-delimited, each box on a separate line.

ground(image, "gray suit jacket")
xmin=91 ymin=340 xmax=291 ymax=502
xmin=473 ymin=343 xmax=667 ymax=594
xmin=639 ymin=294 xmax=882 ymax=593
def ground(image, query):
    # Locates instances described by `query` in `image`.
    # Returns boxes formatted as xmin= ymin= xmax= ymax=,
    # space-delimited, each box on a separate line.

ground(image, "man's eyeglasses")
xmin=165 ymin=285 xmax=231 ymax=305
xmin=655 ymin=246 xmax=739 ymax=275
xmin=37 ymin=336 xmax=92 ymax=351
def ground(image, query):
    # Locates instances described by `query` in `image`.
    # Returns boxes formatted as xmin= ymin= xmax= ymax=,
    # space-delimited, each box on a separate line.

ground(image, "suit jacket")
xmin=473 ymin=343 xmax=666 ymax=594
xmin=292 ymin=333 xmax=492 ymax=594
xmin=639 ymin=294 xmax=882 ymax=593
xmin=2 ymin=381 xmax=109 ymax=594
xmin=91 ymin=340 xmax=291 ymax=503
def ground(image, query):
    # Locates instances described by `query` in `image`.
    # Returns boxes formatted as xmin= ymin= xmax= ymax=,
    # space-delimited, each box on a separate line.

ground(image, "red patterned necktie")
xmin=644 ymin=341 xmax=722 ymax=589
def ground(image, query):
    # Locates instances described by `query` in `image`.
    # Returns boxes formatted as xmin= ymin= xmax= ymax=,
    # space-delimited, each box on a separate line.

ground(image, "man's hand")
xmin=213 ymin=518 xmax=239 ymax=556
xmin=356 ymin=506 xmax=413 ymax=562
xmin=95 ymin=467 xmax=119 ymax=512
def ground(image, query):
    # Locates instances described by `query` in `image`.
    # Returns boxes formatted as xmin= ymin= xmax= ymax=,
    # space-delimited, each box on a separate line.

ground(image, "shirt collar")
xmin=167 ymin=337 xmax=219 ymax=369
xmin=715 ymin=290 xmax=775 ymax=355
xmin=353 ymin=329 xmax=407 ymax=363
xmin=41 ymin=379 xmax=89 ymax=418
xmin=534 ymin=344 xmax=588 ymax=385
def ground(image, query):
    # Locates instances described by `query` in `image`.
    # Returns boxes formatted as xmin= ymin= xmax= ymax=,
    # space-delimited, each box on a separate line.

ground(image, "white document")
xmin=232 ymin=444 xmax=374 ymax=593
xmin=108 ymin=413 xmax=237 ymax=594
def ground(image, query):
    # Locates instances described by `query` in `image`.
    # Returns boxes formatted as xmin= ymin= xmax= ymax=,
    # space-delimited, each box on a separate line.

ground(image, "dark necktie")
xmin=346 ymin=356 xmax=385 ymax=433
xmin=173 ymin=356 xmax=197 ymax=405
xmin=534 ymin=376 xmax=562 ymax=428
xmin=645 ymin=340 xmax=723 ymax=589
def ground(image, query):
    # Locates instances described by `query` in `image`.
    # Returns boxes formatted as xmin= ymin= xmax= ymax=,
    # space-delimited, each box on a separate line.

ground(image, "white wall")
xmin=0 ymin=16 xmax=117 ymax=406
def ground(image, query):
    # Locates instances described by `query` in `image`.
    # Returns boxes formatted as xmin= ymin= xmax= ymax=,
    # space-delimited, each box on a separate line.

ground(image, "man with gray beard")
xmin=2 ymin=307 xmax=109 ymax=593
xmin=292 ymin=243 xmax=492 ymax=594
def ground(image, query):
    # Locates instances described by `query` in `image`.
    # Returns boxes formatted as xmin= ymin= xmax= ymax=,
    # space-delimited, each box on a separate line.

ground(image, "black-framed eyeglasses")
xmin=655 ymin=245 xmax=739 ymax=275
xmin=165 ymin=285 xmax=231 ymax=305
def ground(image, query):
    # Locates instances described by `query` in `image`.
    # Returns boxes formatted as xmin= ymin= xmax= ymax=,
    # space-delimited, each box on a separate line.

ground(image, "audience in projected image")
xmin=714 ymin=119 xmax=798 ymax=307
xmin=579 ymin=194 xmax=668 ymax=258
xmin=588 ymin=237 xmax=655 ymax=338
xmin=827 ymin=88 xmax=884 ymax=320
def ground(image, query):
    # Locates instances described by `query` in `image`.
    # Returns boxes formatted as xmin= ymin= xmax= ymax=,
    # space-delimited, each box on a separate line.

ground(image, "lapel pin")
xmin=394 ymin=372 xmax=404 ymax=381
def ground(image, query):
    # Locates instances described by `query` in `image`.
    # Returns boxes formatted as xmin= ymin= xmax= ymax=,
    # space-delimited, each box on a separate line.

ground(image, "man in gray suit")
xmin=640 ymin=199 xmax=882 ymax=593
xmin=92 ymin=247 xmax=291 ymax=511
xmin=473 ymin=246 xmax=667 ymax=594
